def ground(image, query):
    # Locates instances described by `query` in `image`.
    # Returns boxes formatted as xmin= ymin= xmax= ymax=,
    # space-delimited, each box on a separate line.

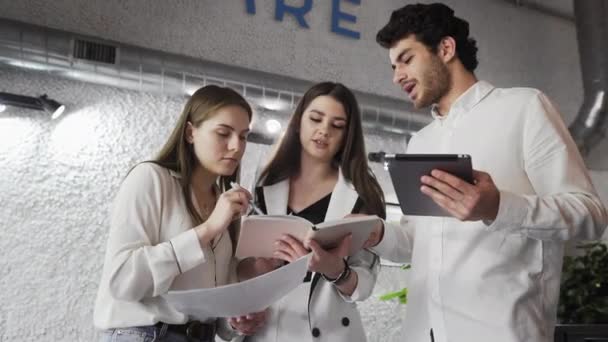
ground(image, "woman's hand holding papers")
xmin=308 ymin=235 xmax=358 ymax=296
xmin=344 ymin=213 xmax=384 ymax=249
xmin=305 ymin=235 xmax=351 ymax=278
xmin=363 ymin=219 xmax=384 ymax=249
xmin=273 ymin=233 xmax=348 ymax=277
xmin=273 ymin=234 xmax=310 ymax=262
xmin=274 ymin=233 xmax=357 ymax=295
xmin=228 ymin=309 xmax=269 ymax=336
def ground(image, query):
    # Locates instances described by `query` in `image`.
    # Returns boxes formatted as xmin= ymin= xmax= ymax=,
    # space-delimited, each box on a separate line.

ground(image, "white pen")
xmin=230 ymin=182 xmax=265 ymax=215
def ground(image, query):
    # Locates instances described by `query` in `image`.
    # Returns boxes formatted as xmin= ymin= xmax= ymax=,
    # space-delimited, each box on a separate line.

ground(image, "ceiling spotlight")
xmin=0 ymin=92 xmax=66 ymax=119
xmin=0 ymin=104 xmax=6 ymax=113
xmin=265 ymin=119 xmax=282 ymax=134
xmin=39 ymin=95 xmax=66 ymax=119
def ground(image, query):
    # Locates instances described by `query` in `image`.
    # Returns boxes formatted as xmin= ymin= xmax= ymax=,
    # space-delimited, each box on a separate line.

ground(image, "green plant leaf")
xmin=558 ymin=242 xmax=608 ymax=324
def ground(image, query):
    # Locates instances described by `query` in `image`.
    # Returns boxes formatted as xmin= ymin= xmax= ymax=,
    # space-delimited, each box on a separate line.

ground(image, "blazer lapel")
xmin=262 ymin=170 xmax=358 ymax=219
xmin=324 ymin=169 xmax=359 ymax=221
xmin=262 ymin=179 xmax=290 ymax=215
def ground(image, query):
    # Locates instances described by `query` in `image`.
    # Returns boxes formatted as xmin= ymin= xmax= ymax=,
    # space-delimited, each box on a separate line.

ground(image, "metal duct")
xmin=506 ymin=0 xmax=573 ymax=22
xmin=0 ymin=19 xmax=430 ymax=144
xmin=568 ymin=0 xmax=608 ymax=156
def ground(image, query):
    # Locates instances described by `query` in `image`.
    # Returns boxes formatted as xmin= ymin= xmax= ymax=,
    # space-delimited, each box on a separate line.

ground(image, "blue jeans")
xmin=100 ymin=324 xmax=215 ymax=342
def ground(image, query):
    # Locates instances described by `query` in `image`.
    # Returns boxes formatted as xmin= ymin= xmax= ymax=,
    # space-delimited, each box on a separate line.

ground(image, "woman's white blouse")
xmin=94 ymin=163 xmax=233 ymax=330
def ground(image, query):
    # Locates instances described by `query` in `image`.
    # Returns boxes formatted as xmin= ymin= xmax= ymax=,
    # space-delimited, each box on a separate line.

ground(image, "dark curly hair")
xmin=376 ymin=3 xmax=478 ymax=72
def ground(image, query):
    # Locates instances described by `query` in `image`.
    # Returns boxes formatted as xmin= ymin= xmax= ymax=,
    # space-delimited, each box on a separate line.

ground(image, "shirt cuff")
xmin=371 ymin=219 xmax=394 ymax=256
xmin=337 ymin=287 xmax=356 ymax=303
xmin=335 ymin=268 xmax=364 ymax=302
xmin=170 ymin=229 xmax=206 ymax=273
xmin=483 ymin=190 xmax=528 ymax=233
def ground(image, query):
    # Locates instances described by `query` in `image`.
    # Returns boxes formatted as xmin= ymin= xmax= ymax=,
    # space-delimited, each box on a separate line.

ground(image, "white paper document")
xmin=163 ymin=254 xmax=310 ymax=321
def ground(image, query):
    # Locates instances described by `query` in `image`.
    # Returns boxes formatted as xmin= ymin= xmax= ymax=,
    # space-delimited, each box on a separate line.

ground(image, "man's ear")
xmin=437 ymin=36 xmax=457 ymax=63
xmin=185 ymin=121 xmax=194 ymax=144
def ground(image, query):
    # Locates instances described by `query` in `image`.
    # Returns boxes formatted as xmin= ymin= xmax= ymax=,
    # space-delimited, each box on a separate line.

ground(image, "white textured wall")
xmin=0 ymin=67 xmax=179 ymax=341
xmin=0 ymin=66 xmax=410 ymax=341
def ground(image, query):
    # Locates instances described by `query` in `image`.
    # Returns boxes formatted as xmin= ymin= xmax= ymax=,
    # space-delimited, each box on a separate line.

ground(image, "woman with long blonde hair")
xmin=94 ymin=85 xmax=266 ymax=341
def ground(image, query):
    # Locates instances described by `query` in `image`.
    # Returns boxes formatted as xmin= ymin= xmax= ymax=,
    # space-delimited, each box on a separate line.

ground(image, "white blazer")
xmin=236 ymin=171 xmax=379 ymax=342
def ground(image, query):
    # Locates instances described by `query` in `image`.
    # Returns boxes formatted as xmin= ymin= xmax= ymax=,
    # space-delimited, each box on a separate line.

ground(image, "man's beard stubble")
xmin=414 ymin=55 xmax=451 ymax=109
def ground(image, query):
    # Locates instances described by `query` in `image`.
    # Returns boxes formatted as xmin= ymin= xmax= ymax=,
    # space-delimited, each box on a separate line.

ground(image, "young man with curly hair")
xmin=365 ymin=3 xmax=607 ymax=342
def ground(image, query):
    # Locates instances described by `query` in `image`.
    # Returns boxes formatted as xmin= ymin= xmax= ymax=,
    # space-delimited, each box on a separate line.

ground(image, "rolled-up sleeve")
xmin=337 ymin=249 xmax=379 ymax=302
xmin=485 ymin=92 xmax=608 ymax=241
xmin=372 ymin=217 xmax=415 ymax=263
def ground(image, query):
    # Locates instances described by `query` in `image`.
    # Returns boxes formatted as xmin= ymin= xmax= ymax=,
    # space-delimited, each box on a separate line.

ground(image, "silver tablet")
xmin=386 ymin=154 xmax=473 ymax=217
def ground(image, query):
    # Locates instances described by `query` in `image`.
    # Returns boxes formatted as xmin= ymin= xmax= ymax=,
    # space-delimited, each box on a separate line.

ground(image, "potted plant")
xmin=555 ymin=242 xmax=608 ymax=341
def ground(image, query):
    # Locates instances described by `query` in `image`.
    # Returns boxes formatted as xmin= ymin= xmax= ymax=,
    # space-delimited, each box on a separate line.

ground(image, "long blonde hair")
xmin=152 ymin=85 xmax=252 ymax=226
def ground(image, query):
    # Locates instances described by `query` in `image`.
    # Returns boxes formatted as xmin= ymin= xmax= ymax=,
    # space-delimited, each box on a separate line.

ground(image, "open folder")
xmin=235 ymin=215 xmax=380 ymax=259
xmin=164 ymin=254 xmax=310 ymax=321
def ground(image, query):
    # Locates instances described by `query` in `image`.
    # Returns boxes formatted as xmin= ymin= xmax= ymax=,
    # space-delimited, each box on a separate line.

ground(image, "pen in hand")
xmin=230 ymin=182 xmax=265 ymax=215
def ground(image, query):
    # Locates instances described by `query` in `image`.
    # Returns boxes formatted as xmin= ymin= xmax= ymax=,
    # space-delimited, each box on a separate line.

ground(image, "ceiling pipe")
xmin=568 ymin=0 xmax=608 ymax=156
xmin=504 ymin=0 xmax=573 ymax=22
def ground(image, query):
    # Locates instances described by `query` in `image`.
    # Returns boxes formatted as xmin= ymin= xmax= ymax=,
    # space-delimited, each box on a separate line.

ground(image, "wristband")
xmin=322 ymin=259 xmax=351 ymax=285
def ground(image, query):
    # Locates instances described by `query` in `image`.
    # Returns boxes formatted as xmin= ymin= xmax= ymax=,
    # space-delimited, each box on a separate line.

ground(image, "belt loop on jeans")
xmin=158 ymin=323 xmax=168 ymax=338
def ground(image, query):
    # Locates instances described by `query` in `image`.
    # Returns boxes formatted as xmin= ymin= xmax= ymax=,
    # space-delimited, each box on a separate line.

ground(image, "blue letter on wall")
xmin=276 ymin=0 xmax=313 ymax=28
xmin=331 ymin=0 xmax=360 ymax=39
xmin=246 ymin=0 xmax=256 ymax=14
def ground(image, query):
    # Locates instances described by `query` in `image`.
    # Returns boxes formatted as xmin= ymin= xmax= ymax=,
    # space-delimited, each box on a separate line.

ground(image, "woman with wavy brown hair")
xmin=242 ymin=82 xmax=385 ymax=342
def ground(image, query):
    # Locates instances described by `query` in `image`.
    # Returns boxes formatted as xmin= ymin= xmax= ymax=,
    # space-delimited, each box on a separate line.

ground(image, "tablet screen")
xmin=386 ymin=154 xmax=473 ymax=217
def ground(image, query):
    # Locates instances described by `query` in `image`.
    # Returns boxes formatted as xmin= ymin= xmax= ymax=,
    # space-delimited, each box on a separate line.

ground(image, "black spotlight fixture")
xmin=0 ymin=92 xmax=65 ymax=119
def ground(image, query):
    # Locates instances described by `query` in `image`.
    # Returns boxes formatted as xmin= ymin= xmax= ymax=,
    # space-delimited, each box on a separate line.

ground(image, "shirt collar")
xmin=431 ymin=80 xmax=494 ymax=120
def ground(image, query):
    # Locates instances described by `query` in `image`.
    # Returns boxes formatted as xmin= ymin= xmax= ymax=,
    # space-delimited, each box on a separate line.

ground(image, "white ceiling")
xmin=512 ymin=0 xmax=573 ymax=19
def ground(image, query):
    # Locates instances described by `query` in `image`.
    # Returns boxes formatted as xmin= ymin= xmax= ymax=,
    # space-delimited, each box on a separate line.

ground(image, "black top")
xmin=254 ymin=187 xmax=364 ymax=224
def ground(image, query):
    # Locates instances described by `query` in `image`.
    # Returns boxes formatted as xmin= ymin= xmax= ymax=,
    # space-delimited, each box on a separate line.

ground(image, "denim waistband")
xmin=103 ymin=321 xmax=215 ymax=342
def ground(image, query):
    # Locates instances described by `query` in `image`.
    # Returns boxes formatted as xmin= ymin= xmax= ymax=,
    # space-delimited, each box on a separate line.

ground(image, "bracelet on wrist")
xmin=322 ymin=259 xmax=351 ymax=285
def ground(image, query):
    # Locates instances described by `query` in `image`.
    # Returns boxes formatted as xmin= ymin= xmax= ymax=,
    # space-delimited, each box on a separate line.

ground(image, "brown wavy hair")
xmin=258 ymin=82 xmax=386 ymax=219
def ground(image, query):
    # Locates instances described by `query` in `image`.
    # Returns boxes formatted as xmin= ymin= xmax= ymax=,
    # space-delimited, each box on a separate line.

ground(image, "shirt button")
xmin=312 ymin=327 xmax=321 ymax=338
xmin=342 ymin=317 xmax=350 ymax=327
